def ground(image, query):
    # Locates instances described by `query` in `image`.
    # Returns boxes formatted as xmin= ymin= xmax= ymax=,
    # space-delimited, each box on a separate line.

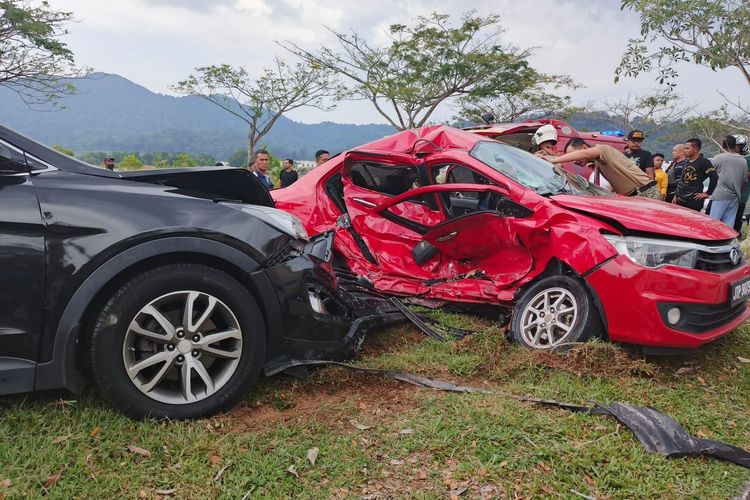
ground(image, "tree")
xmin=174 ymin=59 xmax=339 ymax=161
xmin=172 ymin=153 xmax=196 ymax=168
xmin=51 ymin=144 xmax=74 ymax=156
xmin=119 ymin=154 xmax=143 ymax=170
xmin=616 ymin=1 xmax=749 ymax=97
xmin=585 ymin=89 xmax=693 ymax=134
xmin=0 ymin=0 xmax=87 ymax=105
xmin=228 ymin=148 xmax=248 ymax=168
xmin=455 ymin=77 xmax=578 ymax=124
xmin=682 ymin=106 xmax=749 ymax=151
xmin=280 ymin=11 xmax=560 ymax=130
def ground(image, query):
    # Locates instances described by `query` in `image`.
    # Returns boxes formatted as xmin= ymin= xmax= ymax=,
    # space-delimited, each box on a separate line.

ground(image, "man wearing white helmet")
xmin=532 ymin=124 xmax=558 ymax=157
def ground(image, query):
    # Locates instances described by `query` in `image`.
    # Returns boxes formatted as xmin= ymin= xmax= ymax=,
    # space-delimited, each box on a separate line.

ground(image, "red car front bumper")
xmin=586 ymin=255 xmax=750 ymax=348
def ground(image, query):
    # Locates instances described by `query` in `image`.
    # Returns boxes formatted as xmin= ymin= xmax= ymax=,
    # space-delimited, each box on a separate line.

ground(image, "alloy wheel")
xmin=123 ymin=290 xmax=243 ymax=404
xmin=520 ymin=287 xmax=579 ymax=349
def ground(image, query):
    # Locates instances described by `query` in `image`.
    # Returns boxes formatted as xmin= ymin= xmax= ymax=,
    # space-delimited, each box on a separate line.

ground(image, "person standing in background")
xmin=652 ymin=153 xmax=668 ymax=200
xmin=624 ymin=130 xmax=655 ymax=180
xmin=707 ymin=135 xmax=747 ymax=226
xmin=280 ymin=159 xmax=299 ymax=188
xmin=251 ymin=150 xmax=273 ymax=191
xmin=732 ymin=135 xmax=750 ymax=232
xmin=315 ymin=149 xmax=330 ymax=166
xmin=665 ymin=143 xmax=688 ymax=203
xmin=103 ymin=156 xmax=116 ymax=171
xmin=673 ymin=138 xmax=717 ymax=211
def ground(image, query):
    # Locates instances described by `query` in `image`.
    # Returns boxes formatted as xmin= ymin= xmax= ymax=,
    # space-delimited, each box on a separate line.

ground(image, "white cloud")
xmin=50 ymin=0 xmax=747 ymax=124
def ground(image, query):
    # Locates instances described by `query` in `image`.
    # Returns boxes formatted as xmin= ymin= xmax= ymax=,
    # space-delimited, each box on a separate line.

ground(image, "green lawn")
xmin=1 ymin=316 xmax=749 ymax=498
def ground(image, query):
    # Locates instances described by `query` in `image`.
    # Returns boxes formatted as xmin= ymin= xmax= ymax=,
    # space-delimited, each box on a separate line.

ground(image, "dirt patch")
xmin=486 ymin=341 xmax=660 ymax=380
xmin=222 ymin=373 xmax=420 ymax=434
xmin=359 ymin=324 xmax=426 ymax=359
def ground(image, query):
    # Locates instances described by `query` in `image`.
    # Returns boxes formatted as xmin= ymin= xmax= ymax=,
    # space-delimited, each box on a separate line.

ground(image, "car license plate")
xmin=730 ymin=276 xmax=750 ymax=306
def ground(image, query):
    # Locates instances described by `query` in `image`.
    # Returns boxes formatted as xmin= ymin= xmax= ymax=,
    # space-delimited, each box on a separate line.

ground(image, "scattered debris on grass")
xmin=286 ymin=465 xmax=299 ymax=478
xmin=264 ymin=359 xmax=750 ymax=470
xmin=306 ymin=447 xmax=319 ymax=466
xmin=349 ymin=420 xmax=371 ymax=431
xmin=213 ymin=462 xmax=232 ymax=482
xmin=41 ymin=472 xmax=61 ymax=491
xmin=127 ymin=445 xmax=151 ymax=458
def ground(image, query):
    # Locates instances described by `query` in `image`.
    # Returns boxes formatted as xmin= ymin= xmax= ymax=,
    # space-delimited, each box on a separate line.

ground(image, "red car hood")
xmin=551 ymin=195 xmax=738 ymax=241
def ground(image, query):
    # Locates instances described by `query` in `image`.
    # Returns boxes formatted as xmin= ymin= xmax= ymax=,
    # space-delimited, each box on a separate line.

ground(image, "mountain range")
xmin=1 ymin=73 xmax=690 ymax=162
xmin=0 ymin=73 xmax=395 ymax=160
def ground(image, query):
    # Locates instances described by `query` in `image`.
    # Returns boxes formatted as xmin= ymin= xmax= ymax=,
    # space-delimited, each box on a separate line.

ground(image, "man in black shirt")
xmin=665 ymin=143 xmax=688 ymax=202
xmin=280 ymin=159 xmax=299 ymax=188
xmin=625 ymin=130 xmax=655 ymax=179
xmin=673 ymin=137 xmax=718 ymax=211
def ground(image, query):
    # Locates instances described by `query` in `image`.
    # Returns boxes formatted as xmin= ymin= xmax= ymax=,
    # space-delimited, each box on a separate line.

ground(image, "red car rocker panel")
xmin=273 ymin=126 xmax=750 ymax=350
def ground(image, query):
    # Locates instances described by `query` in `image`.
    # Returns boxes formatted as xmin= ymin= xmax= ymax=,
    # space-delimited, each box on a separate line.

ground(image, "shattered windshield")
xmin=470 ymin=141 xmax=612 ymax=197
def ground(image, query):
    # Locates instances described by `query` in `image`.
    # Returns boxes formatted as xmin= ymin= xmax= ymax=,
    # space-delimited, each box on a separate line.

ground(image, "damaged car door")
xmin=340 ymin=152 xmax=446 ymax=280
xmin=374 ymin=183 xmax=534 ymax=288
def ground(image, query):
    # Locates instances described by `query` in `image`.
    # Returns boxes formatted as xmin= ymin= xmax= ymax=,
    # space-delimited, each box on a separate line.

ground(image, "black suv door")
xmin=0 ymin=139 xmax=45 ymax=361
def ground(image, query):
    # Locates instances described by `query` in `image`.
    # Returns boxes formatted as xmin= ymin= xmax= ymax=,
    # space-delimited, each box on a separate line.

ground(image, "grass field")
xmin=1 ymin=313 xmax=749 ymax=499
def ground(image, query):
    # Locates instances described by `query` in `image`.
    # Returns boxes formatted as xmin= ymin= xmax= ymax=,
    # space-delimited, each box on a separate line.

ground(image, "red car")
xmin=465 ymin=119 xmax=627 ymax=178
xmin=273 ymin=126 xmax=750 ymax=351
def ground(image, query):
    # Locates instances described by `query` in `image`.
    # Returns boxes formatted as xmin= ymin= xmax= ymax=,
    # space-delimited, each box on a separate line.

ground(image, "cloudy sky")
xmin=49 ymin=0 xmax=747 ymax=125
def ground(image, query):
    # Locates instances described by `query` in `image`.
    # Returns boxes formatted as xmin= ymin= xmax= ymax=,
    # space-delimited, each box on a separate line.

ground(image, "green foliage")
xmin=171 ymin=153 xmax=197 ymax=168
xmin=585 ymin=89 xmax=692 ymax=136
xmin=71 ymin=150 xmax=215 ymax=169
xmin=456 ymin=80 xmax=578 ymax=123
xmin=118 ymin=153 xmax=143 ymax=170
xmin=0 ymin=0 xmax=86 ymax=105
xmin=51 ymin=143 xmax=74 ymax=156
xmin=228 ymin=148 xmax=248 ymax=168
xmin=174 ymin=59 xmax=340 ymax=159
xmin=617 ymin=0 xmax=750 ymax=88
xmin=680 ymin=106 xmax=749 ymax=153
xmin=266 ymin=148 xmax=283 ymax=187
xmin=282 ymin=11 xmax=567 ymax=130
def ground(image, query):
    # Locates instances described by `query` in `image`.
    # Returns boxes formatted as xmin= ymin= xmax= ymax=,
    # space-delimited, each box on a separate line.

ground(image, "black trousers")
xmin=734 ymin=201 xmax=746 ymax=232
xmin=678 ymin=199 xmax=704 ymax=212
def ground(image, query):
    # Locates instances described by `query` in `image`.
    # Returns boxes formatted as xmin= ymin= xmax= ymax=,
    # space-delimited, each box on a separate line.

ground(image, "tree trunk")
xmin=246 ymin=128 xmax=255 ymax=166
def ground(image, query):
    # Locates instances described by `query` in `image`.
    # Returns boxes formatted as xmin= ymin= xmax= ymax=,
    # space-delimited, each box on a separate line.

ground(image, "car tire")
xmin=89 ymin=264 xmax=265 ymax=419
xmin=510 ymin=275 xmax=600 ymax=351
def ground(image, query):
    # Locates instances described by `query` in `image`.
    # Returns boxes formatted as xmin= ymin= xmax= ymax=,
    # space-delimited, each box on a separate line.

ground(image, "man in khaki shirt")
xmin=543 ymin=138 xmax=660 ymax=199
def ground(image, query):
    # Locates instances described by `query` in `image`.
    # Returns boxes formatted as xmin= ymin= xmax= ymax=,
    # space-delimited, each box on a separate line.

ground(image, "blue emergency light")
xmin=600 ymin=130 xmax=625 ymax=136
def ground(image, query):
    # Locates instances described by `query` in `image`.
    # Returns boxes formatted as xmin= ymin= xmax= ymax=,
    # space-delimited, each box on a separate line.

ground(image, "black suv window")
xmin=0 ymin=140 xmax=28 ymax=175
xmin=350 ymin=162 xmax=419 ymax=196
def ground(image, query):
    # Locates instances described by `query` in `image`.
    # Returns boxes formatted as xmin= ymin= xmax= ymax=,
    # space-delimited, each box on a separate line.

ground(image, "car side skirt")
xmin=0 ymin=357 xmax=36 ymax=396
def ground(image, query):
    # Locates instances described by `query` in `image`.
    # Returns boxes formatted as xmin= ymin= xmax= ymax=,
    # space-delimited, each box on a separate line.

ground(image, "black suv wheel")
xmin=90 ymin=264 xmax=265 ymax=419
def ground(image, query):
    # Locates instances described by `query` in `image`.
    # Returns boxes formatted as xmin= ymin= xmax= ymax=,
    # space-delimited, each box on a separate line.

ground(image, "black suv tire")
xmin=90 ymin=264 xmax=265 ymax=419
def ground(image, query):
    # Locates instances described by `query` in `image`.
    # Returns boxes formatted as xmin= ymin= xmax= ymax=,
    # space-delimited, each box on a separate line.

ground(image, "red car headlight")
xmin=602 ymin=235 xmax=740 ymax=270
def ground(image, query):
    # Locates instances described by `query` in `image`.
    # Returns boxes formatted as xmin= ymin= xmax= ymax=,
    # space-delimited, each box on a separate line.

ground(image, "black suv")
xmin=0 ymin=125 xmax=398 ymax=419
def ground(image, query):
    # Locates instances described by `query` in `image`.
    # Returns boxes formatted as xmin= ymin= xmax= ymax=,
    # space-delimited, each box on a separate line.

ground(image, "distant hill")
xmin=0 ymin=73 xmax=395 ymax=160
xmin=0 ymin=73 xmax=699 ymax=162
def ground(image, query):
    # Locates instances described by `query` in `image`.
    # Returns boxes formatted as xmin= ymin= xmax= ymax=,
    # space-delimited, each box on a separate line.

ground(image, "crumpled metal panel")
xmin=605 ymin=402 xmax=750 ymax=468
